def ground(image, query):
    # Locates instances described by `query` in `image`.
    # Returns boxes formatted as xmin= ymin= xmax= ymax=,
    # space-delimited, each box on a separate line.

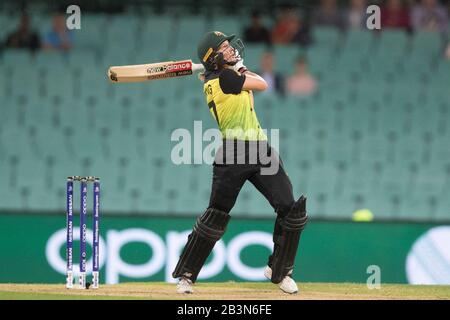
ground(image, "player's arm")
xmin=241 ymin=71 xmax=268 ymax=91
xmin=242 ymin=70 xmax=261 ymax=78
xmin=219 ymin=68 xmax=267 ymax=94
xmin=232 ymin=54 xmax=267 ymax=91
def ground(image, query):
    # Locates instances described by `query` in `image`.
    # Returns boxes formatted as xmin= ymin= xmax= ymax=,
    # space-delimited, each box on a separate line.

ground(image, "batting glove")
xmin=232 ymin=50 xmax=247 ymax=73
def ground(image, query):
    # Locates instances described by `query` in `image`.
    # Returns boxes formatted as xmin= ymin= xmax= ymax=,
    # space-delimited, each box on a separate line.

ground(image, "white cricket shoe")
xmin=176 ymin=277 xmax=194 ymax=294
xmin=264 ymin=266 xmax=298 ymax=294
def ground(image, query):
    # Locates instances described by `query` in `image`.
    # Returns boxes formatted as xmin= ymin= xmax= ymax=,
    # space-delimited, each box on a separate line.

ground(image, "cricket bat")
xmin=108 ymin=59 xmax=205 ymax=83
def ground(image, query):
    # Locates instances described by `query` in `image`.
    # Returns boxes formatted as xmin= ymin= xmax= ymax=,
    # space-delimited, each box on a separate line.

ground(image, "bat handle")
xmin=192 ymin=63 xmax=205 ymax=73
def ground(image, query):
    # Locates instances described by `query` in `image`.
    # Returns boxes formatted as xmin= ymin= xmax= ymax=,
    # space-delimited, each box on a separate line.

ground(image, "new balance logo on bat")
xmin=147 ymin=62 xmax=192 ymax=74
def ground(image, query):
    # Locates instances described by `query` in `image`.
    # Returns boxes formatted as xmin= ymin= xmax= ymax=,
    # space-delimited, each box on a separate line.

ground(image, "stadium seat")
xmin=312 ymin=27 xmax=343 ymax=49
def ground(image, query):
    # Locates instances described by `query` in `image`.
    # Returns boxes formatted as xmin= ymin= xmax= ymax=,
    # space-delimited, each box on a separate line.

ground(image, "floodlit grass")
xmin=0 ymin=282 xmax=449 ymax=300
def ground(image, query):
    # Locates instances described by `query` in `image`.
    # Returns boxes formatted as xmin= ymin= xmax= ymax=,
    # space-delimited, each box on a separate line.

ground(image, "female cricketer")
xmin=172 ymin=31 xmax=308 ymax=294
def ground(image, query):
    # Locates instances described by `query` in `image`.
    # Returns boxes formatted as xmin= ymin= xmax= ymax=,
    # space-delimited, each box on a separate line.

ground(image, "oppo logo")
xmin=82 ymin=224 xmax=87 ymax=242
xmin=46 ymin=229 xmax=272 ymax=284
xmin=82 ymin=195 xmax=87 ymax=213
xmin=406 ymin=226 xmax=450 ymax=284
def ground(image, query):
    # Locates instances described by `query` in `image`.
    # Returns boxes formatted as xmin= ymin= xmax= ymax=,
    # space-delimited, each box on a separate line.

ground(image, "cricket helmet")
xmin=197 ymin=31 xmax=244 ymax=71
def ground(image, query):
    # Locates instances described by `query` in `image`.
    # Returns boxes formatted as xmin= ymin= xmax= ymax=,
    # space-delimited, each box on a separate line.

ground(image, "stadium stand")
xmin=0 ymin=13 xmax=449 ymax=222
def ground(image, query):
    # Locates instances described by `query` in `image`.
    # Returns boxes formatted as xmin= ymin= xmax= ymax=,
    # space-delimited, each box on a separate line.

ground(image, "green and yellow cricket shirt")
xmin=203 ymin=68 xmax=267 ymax=141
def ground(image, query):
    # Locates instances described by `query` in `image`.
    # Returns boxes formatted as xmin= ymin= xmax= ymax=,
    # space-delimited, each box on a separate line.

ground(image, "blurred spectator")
xmin=4 ymin=13 xmax=40 ymax=51
xmin=411 ymin=0 xmax=449 ymax=33
xmin=345 ymin=0 xmax=367 ymax=29
xmin=271 ymin=7 xmax=300 ymax=44
xmin=271 ymin=7 xmax=312 ymax=46
xmin=311 ymin=0 xmax=346 ymax=30
xmin=445 ymin=42 xmax=450 ymax=59
xmin=244 ymin=11 xmax=271 ymax=45
xmin=285 ymin=57 xmax=317 ymax=96
xmin=258 ymin=52 xmax=285 ymax=96
xmin=42 ymin=13 xmax=74 ymax=52
xmin=381 ymin=0 xmax=411 ymax=30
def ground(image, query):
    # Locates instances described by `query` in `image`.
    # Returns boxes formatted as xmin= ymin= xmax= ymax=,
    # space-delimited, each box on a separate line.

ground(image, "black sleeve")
xmin=219 ymin=68 xmax=246 ymax=94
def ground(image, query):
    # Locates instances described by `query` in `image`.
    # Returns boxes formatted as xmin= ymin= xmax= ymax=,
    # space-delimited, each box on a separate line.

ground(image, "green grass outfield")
xmin=1 ymin=282 xmax=450 ymax=300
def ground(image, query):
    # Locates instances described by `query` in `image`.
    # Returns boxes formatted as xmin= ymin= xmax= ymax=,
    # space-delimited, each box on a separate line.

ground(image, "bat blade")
xmin=108 ymin=60 xmax=204 ymax=83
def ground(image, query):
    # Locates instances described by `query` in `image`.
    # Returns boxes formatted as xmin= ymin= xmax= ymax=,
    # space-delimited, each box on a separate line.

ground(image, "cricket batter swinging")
xmin=172 ymin=31 xmax=308 ymax=294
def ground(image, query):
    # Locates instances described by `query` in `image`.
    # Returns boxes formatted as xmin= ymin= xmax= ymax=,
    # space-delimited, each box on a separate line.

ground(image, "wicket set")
xmin=66 ymin=176 xmax=100 ymax=289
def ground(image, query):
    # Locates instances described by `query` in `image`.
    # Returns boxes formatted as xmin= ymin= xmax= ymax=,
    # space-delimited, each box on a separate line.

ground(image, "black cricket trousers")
xmin=208 ymin=140 xmax=295 ymax=217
